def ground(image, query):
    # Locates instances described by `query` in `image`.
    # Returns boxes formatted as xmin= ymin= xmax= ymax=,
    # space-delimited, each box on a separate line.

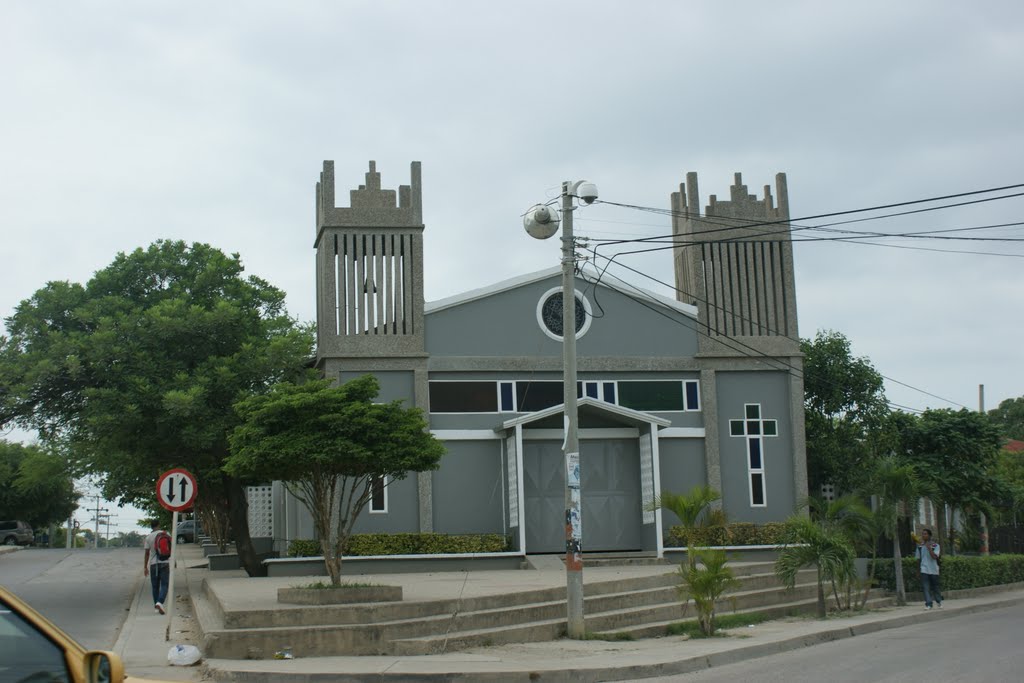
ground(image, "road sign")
xmin=156 ymin=468 xmax=198 ymax=512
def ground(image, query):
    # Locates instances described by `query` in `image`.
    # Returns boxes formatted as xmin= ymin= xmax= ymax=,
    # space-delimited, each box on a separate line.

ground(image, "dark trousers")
xmin=922 ymin=572 xmax=942 ymax=606
xmin=150 ymin=562 xmax=169 ymax=605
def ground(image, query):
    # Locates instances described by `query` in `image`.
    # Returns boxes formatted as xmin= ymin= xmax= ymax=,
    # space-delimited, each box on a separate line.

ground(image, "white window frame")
xmin=369 ymin=475 xmax=388 ymax=514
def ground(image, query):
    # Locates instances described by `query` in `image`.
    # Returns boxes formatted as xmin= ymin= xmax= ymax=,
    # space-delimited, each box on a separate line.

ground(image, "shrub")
xmin=680 ymin=549 xmax=741 ymax=636
xmin=665 ymin=522 xmax=788 ymax=548
xmin=287 ymin=533 xmax=511 ymax=558
xmin=871 ymin=554 xmax=1024 ymax=592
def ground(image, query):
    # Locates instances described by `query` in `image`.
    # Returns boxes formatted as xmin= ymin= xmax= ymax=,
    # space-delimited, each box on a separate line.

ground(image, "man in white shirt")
xmin=916 ymin=527 xmax=943 ymax=610
xmin=143 ymin=520 xmax=170 ymax=614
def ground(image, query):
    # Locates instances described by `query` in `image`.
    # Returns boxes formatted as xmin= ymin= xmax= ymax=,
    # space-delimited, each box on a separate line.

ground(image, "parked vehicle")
xmin=0 ymin=586 xmax=173 ymax=682
xmin=0 ymin=520 xmax=34 ymax=546
xmin=175 ymin=519 xmax=203 ymax=544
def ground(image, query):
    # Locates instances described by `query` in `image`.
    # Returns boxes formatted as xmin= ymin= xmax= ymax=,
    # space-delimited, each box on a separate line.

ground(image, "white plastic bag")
xmin=167 ymin=644 xmax=202 ymax=666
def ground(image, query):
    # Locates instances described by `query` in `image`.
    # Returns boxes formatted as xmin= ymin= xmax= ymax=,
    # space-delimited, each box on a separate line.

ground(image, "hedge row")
xmin=871 ymin=554 xmax=1024 ymax=592
xmin=287 ymin=533 xmax=512 ymax=558
xmin=664 ymin=522 xmax=788 ymax=548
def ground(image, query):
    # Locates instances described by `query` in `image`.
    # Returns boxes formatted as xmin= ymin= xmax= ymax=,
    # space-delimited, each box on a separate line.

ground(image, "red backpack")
xmin=154 ymin=531 xmax=172 ymax=562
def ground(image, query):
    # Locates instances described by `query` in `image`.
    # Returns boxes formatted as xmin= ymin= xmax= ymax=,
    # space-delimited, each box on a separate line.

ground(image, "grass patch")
xmin=582 ymin=631 xmax=636 ymax=641
xmin=667 ymin=611 xmax=772 ymax=638
xmin=294 ymin=580 xmax=382 ymax=589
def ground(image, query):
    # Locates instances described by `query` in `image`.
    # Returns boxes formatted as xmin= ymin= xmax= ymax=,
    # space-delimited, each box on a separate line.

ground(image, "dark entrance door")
xmin=523 ymin=438 xmax=642 ymax=553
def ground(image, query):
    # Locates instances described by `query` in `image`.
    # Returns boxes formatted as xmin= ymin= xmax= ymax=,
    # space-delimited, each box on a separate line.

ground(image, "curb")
xmin=199 ymin=591 xmax=1024 ymax=682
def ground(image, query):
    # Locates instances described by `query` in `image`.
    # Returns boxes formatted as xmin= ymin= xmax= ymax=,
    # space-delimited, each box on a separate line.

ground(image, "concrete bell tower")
xmin=314 ymin=160 xmax=427 ymax=366
xmin=670 ymin=171 xmax=808 ymax=514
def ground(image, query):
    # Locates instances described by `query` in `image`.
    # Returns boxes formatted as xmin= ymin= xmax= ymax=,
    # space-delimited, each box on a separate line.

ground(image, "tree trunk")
xmin=934 ymin=500 xmax=948 ymax=556
xmin=816 ymin=566 xmax=826 ymax=618
xmin=223 ymin=474 xmax=266 ymax=577
xmin=893 ymin=528 xmax=906 ymax=606
xmin=860 ymin=546 xmax=878 ymax=609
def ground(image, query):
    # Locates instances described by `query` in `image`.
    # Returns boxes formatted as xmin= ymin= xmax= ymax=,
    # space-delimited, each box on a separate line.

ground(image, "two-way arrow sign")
xmin=156 ymin=468 xmax=198 ymax=512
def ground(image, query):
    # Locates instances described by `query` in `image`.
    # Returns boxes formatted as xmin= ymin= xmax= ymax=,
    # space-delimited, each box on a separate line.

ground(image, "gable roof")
xmin=499 ymin=397 xmax=673 ymax=431
xmin=425 ymin=265 xmax=697 ymax=319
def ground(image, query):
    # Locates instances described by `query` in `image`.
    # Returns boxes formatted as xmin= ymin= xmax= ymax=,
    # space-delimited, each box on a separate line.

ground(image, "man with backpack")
xmin=143 ymin=520 xmax=172 ymax=614
xmin=916 ymin=527 xmax=943 ymax=610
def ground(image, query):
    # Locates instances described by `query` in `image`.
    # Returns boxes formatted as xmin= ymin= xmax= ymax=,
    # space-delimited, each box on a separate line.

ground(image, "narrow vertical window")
xmin=370 ymin=475 xmax=387 ymax=513
xmin=499 ymin=382 xmax=515 ymax=412
xmin=684 ymin=380 xmax=700 ymax=411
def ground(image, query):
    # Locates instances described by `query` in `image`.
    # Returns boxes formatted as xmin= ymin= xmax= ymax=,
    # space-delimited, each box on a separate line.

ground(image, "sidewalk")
xmin=112 ymin=548 xmax=205 ymax=682
xmin=113 ymin=544 xmax=1024 ymax=682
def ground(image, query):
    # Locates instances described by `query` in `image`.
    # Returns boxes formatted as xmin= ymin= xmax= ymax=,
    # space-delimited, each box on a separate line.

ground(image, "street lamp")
xmin=523 ymin=179 xmax=598 ymax=639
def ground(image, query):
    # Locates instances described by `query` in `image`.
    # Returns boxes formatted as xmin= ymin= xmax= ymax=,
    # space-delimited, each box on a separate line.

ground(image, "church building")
xmin=273 ymin=161 xmax=808 ymax=557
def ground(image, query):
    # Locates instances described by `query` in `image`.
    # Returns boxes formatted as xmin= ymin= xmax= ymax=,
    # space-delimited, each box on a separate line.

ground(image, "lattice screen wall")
xmin=246 ymin=485 xmax=274 ymax=537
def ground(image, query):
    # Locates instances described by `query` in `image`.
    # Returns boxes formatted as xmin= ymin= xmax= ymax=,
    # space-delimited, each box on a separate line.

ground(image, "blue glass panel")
xmin=499 ymin=383 xmax=514 ymax=412
xmin=751 ymin=473 xmax=765 ymax=505
xmin=603 ymin=383 xmax=616 ymax=404
xmin=747 ymin=420 xmax=761 ymax=435
xmin=586 ymin=382 xmax=599 ymax=398
xmin=749 ymin=438 xmax=762 ymax=469
xmin=685 ymin=381 xmax=700 ymax=410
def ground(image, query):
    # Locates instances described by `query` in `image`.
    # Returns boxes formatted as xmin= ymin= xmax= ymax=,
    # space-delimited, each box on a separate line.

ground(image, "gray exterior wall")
xmin=431 ymin=440 xmax=508 ymax=535
xmin=426 ymin=275 xmax=698 ymax=359
xmin=351 ymin=474 xmax=420 ymax=533
xmin=657 ymin=438 xmax=708 ymax=527
xmin=715 ymin=370 xmax=795 ymax=523
xmin=341 ymin=370 xmax=415 ymax=404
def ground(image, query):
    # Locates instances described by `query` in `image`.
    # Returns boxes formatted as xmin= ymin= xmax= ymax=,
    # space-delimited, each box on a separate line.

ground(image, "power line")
xmin=578 ymin=248 xmax=965 ymax=412
xmin=592 ymin=182 xmax=1024 ymax=242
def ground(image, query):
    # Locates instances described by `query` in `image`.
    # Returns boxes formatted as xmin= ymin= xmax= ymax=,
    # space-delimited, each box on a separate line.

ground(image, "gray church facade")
xmin=275 ymin=161 xmax=808 ymax=556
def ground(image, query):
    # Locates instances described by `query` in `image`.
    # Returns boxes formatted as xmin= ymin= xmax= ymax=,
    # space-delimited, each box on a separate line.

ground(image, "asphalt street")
xmin=635 ymin=604 xmax=1024 ymax=683
xmin=1 ymin=547 xmax=141 ymax=650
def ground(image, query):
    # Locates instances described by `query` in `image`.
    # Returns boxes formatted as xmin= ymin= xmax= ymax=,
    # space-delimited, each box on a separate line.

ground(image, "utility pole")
xmin=523 ymin=180 xmax=598 ymax=639
xmin=559 ymin=181 xmax=584 ymax=638
xmin=979 ymin=384 xmax=990 ymax=556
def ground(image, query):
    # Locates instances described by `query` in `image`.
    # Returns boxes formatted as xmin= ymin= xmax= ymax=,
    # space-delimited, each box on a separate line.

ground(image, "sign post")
xmin=156 ymin=468 xmax=198 ymax=641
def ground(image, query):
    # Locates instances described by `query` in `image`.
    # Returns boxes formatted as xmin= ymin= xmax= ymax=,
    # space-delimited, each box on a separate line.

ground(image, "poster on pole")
xmin=566 ymin=452 xmax=580 ymax=489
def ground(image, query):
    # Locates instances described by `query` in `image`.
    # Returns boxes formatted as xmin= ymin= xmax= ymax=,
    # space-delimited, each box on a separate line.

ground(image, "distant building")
xmin=272 ymin=161 xmax=808 ymax=556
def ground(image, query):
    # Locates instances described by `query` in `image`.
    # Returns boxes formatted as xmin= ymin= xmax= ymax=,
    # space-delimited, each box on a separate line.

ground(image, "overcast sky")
xmin=3 ymin=2 xmax=1022 ymax=529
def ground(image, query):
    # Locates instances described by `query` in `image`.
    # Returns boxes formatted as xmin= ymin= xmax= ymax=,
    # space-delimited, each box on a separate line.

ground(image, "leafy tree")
xmin=678 ymin=549 xmax=740 ymax=636
xmin=648 ymin=485 xmax=724 ymax=571
xmin=0 ymin=440 xmax=79 ymax=528
xmin=225 ymin=376 xmax=446 ymax=586
xmin=990 ymin=445 xmax=1024 ymax=526
xmin=989 ymin=396 xmax=1024 ymax=441
xmin=775 ymin=513 xmax=856 ymax=618
xmin=865 ymin=454 xmax=928 ymax=606
xmin=0 ymin=241 xmax=313 ymax=575
xmin=904 ymin=409 xmax=1003 ymax=553
xmin=802 ymin=330 xmax=889 ymax=494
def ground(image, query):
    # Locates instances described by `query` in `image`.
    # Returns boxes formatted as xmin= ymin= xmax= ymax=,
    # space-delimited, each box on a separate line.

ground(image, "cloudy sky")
xmin=3 ymin=2 xmax=1022 ymax=528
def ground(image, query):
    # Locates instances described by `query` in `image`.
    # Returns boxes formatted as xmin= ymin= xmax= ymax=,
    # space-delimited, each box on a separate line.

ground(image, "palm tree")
xmin=680 ymin=548 xmax=741 ymax=636
xmin=775 ymin=514 xmax=856 ymax=618
xmin=807 ymin=494 xmax=873 ymax=610
xmin=649 ymin=485 xmax=723 ymax=570
xmin=867 ymin=454 xmax=925 ymax=606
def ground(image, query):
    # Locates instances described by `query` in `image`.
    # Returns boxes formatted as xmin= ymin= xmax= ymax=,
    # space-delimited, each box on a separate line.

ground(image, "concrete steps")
xmin=194 ymin=560 xmax=837 ymax=659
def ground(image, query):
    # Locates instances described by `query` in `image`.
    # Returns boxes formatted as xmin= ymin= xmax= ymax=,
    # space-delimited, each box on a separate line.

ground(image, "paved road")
xmin=1 ymin=547 xmax=142 ymax=650
xmin=636 ymin=604 xmax=1024 ymax=683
